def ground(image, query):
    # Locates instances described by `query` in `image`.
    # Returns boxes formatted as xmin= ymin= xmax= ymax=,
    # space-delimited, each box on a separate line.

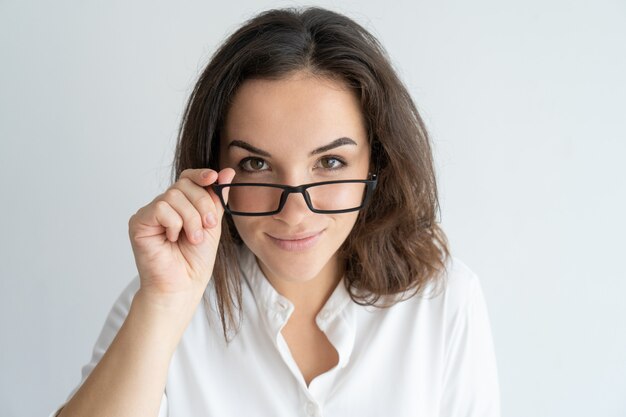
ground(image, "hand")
xmin=128 ymin=168 xmax=236 ymax=307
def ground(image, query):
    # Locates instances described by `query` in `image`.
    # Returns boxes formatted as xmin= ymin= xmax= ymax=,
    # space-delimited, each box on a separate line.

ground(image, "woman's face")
xmin=219 ymin=71 xmax=370 ymax=285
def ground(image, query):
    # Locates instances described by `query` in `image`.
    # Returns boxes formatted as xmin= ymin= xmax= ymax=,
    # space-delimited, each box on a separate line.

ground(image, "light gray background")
xmin=1 ymin=1 xmax=625 ymax=416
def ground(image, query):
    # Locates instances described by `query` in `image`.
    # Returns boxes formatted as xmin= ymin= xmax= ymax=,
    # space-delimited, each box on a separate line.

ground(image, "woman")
xmin=53 ymin=6 xmax=500 ymax=417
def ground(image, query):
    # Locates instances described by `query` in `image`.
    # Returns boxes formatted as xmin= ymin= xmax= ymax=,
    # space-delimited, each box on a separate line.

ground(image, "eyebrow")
xmin=227 ymin=137 xmax=358 ymax=157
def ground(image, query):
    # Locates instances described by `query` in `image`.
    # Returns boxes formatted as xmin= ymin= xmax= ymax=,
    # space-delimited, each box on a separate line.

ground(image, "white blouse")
xmin=51 ymin=246 xmax=500 ymax=417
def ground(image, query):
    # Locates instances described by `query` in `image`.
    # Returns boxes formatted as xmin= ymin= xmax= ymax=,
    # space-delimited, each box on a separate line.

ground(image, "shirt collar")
xmin=237 ymin=244 xmax=353 ymax=334
xmin=237 ymin=244 xmax=358 ymax=378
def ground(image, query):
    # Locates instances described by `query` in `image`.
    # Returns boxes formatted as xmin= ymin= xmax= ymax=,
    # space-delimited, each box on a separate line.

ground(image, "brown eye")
xmin=318 ymin=156 xmax=346 ymax=170
xmin=240 ymin=157 xmax=269 ymax=172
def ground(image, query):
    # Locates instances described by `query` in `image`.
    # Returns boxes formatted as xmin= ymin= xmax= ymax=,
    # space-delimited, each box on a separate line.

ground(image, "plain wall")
xmin=1 ymin=1 xmax=625 ymax=416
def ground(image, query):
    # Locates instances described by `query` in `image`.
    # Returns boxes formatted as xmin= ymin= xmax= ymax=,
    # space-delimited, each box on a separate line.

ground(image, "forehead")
xmin=222 ymin=72 xmax=367 ymax=151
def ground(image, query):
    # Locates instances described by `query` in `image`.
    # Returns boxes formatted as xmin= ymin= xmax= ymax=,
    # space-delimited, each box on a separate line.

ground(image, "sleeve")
xmin=48 ymin=276 xmax=168 ymax=417
xmin=439 ymin=268 xmax=501 ymax=417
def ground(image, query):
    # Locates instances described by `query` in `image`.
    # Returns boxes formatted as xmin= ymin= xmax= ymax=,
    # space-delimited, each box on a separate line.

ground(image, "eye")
xmin=317 ymin=156 xmax=347 ymax=170
xmin=239 ymin=157 xmax=269 ymax=172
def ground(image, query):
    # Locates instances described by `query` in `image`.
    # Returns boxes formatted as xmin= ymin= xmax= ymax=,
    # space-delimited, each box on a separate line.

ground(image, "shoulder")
xmin=433 ymin=256 xmax=495 ymax=346
xmin=433 ymin=256 xmax=488 ymax=325
xmin=371 ymin=256 xmax=484 ymax=322
xmin=368 ymin=255 xmax=481 ymax=311
xmin=439 ymin=256 xmax=482 ymax=305
xmin=398 ymin=255 xmax=480 ymax=305
xmin=388 ymin=255 xmax=485 ymax=324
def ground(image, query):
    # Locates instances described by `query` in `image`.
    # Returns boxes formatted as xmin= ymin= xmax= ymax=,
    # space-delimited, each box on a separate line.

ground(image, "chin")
xmin=255 ymin=247 xmax=333 ymax=282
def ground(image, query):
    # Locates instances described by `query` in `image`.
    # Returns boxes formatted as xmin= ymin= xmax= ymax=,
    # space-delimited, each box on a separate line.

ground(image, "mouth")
xmin=266 ymin=230 xmax=324 ymax=252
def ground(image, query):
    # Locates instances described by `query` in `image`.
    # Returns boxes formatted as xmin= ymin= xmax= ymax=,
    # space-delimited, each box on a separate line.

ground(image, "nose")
xmin=272 ymin=190 xmax=312 ymax=226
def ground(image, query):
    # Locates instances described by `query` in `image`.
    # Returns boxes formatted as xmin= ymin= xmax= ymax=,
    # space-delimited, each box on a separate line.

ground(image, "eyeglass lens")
xmin=227 ymin=182 xmax=368 ymax=214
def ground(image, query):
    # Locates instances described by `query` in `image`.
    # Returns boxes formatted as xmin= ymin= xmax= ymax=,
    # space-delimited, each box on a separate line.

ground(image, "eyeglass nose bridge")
xmin=275 ymin=184 xmax=315 ymax=214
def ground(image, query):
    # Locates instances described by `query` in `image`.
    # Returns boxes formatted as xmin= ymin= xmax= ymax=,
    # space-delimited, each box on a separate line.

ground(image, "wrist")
xmin=130 ymin=289 xmax=203 ymax=343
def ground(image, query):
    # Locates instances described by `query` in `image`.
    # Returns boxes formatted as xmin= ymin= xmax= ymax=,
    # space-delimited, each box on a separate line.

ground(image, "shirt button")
xmin=319 ymin=310 xmax=331 ymax=321
xmin=276 ymin=300 xmax=289 ymax=311
xmin=305 ymin=401 xmax=318 ymax=416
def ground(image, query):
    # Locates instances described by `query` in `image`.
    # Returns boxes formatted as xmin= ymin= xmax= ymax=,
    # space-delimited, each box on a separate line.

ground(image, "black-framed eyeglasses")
xmin=213 ymin=173 xmax=378 ymax=216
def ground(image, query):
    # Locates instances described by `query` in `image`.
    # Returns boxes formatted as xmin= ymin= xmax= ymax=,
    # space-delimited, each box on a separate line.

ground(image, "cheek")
xmin=232 ymin=217 xmax=258 ymax=241
xmin=331 ymin=212 xmax=360 ymax=243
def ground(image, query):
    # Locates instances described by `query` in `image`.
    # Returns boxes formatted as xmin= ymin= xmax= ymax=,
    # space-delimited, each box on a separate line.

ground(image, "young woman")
xmin=53 ymin=7 xmax=500 ymax=417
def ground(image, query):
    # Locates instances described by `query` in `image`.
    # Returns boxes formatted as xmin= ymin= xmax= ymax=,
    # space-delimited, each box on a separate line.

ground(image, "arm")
xmin=55 ymin=167 xmax=235 ymax=417
xmin=57 ymin=289 xmax=197 ymax=417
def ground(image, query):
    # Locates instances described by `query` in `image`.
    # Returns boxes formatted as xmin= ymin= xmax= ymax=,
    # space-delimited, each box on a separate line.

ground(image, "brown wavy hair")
xmin=172 ymin=6 xmax=450 ymax=340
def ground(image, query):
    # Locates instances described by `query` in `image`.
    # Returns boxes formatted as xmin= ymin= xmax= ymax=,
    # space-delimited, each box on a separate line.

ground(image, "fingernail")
xmin=205 ymin=213 xmax=216 ymax=227
xmin=194 ymin=230 xmax=203 ymax=242
xmin=201 ymin=170 xmax=211 ymax=179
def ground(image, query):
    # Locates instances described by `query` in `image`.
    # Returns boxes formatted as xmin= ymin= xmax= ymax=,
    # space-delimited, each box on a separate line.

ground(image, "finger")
xmin=179 ymin=168 xmax=219 ymax=187
xmin=162 ymin=187 xmax=205 ymax=244
xmin=173 ymin=177 xmax=220 ymax=229
xmin=153 ymin=200 xmax=184 ymax=242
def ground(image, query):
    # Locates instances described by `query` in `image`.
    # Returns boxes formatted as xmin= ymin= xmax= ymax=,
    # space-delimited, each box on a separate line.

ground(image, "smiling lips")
xmin=266 ymin=231 xmax=324 ymax=251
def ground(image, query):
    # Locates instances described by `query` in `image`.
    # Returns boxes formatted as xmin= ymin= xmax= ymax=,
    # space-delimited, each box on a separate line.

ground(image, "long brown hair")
xmin=173 ymin=6 xmax=450 ymax=340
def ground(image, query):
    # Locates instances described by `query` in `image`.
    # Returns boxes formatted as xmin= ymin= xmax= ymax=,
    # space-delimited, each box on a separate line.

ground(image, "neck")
xmin=258 ymin=256 xmax=344 ymax=319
